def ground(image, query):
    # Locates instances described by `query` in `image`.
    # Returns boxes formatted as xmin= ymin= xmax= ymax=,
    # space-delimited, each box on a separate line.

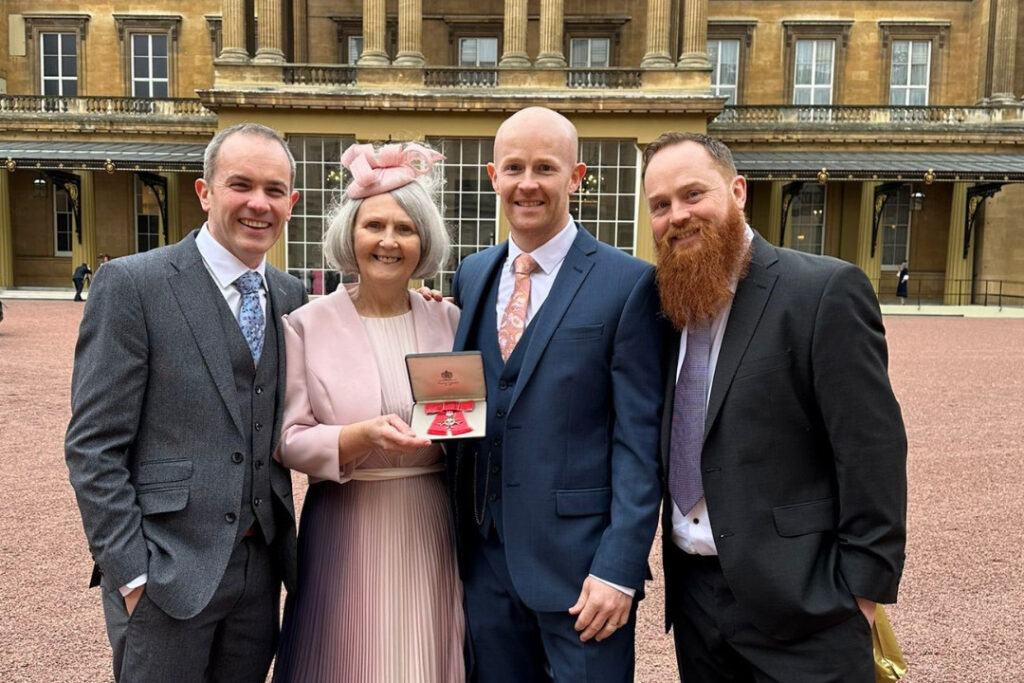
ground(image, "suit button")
xmin=488 ymin=492 xmax=498 ymax=502
xmin=718 ymin=531 xmax=733 ymax=539
xmin=491 ymin=465 xmax=500 ymax=475
xmin=225 ymin=512 xmax=237 ymax=524
xmin=499 ymin=381 xmax=509 ymax=390
xmin=493 ymin=438 xmax=502 ymax=447
xmin=253 ymin=497 xmax=262 ymax=507
xmin=231 ymin=452 xmax=244 ymax=464
xmin=496 ymin=409 xmax=505 ymax=418
xmin=254 ymin=460 xmax=264 ymax=470
xmin=255 ymin=385 xmax=264 ymax=395
xmin=254 ymin=422 xmax=263 ymax=432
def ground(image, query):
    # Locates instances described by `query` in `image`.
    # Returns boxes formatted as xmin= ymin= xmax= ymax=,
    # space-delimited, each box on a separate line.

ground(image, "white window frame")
xmin=458 ymin=37 xmax=498 ymax=67
xmin=793 ymin=39 xmax=834 ymax=105
xmin=54 ymin=191 xmax=73 ymax=257
xmin=569 ymin=38 xmax=610 ymax=68
xmin=707 ymin=39 xmax=739 ymax=105
xmin=346 ymin=36 xmax=363 ymax=65
xmin=789 ymin=185 xmax=826 ymax=255
xmin=40 ymin=32 xmax=78 ymax=96
xmin=880 ymin=186 xmax=913 ymax=268
xmin=130 ymin=33 xmax=169 ymax=98
xmin=890 ymin=39 xmax=931 ymax=106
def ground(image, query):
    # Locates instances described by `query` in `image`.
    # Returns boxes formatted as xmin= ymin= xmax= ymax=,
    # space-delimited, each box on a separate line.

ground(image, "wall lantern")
xmin=910 ymin=191 xmax=925 ymax=211
xmin=32 ymin=173 xmax=48 ymax=198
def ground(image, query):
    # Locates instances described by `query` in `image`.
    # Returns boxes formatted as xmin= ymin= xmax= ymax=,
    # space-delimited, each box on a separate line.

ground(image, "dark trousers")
xmin=101 ymin=536 xmax=280 ymax=683
xmin=73 ymin=277 xmax=85 ymax=301
xmin=666 ymin=543 xmax=873 ymax=683
xmin=462 ymin=527 xmax=637 ymax=683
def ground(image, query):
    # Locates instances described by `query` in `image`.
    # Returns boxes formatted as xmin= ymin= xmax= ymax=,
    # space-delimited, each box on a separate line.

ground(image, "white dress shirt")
xmin=121 ymin=224 xmax=268 ymax=595
xmin=495 ymin=218 xmax=634 ymax=598
xmin=670 ymin=225 xmax=754 ymax=556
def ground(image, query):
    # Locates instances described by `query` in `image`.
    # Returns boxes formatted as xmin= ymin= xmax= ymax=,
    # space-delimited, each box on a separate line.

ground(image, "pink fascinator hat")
xmin=340 ymin=142 xmax=445 ymax=199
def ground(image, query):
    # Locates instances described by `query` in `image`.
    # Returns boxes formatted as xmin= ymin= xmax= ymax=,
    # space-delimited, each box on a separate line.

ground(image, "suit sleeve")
xmin=589 ymin=266 xmax=665 ymax=589
xmin=64 ymin=260 xmax=151 ymax=589
xmin=813 ymin=264 xmax=907 ymax=603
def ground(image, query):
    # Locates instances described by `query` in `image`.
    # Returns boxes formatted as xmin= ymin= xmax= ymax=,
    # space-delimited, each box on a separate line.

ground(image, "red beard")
xmin=655 ymin=202 xmax=751 ymax=330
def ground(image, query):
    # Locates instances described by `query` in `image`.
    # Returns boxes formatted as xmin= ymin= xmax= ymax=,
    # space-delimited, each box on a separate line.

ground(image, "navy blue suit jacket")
xmin=450 ymin=225 xmax=664 ymax=611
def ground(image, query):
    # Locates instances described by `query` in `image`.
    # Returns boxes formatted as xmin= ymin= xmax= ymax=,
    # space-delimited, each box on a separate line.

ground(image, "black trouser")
xmin=73 ymin=277 xmax=85 ymax=300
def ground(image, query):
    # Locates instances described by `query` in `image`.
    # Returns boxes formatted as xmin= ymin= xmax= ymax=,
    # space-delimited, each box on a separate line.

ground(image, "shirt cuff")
xmin=589 ymin=574 xmax=636 ymax=599
xmin=119 ymin=573 xmax=147 ymax=597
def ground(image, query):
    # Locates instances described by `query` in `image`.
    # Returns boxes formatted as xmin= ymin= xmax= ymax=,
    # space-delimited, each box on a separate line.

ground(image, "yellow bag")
xmin=873 ymin=605 xmax=908 ymax=682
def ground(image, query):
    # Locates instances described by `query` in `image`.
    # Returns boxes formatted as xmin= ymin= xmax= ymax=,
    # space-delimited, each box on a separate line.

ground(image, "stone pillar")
xmin=500 ymin=0 xmax=530 ymax=67
xmin=854 ymin=181 xmax=882 ymax=294
xmin=219 ymin=0 xmax=249 ymax=62
xmin=394 ymin=0 xmax=425 ymax=67
xmin=0 ymin=172 xmax=13 ymax=287
xmin=990 ymin=0 xmax=1019 ymax=104
xmin=358 ymin=0 xmax=390 ymax=66
xmin=944 ymin=182 xmax=972 ymax=304
xmin=254 ymin=0 xmax=285 ymax=63
xmin=535 ymin=0 xmax=567 ymax=68
xmin=764 ymin=181 xmax=784 ymax=246
xmin=641 ymin=0 xmax=674 ymax=69
xmin=678 ymin=0 xmax=711 ymax=69
xmin=166 ymin=174 xmax=183 ymax=245
xmin=72 ymin=172 xmax=98 ymax=292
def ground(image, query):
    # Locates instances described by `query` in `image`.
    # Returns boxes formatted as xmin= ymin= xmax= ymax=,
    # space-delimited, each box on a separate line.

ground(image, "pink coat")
xmin=276 ymin=287 xmax=459 ymax=483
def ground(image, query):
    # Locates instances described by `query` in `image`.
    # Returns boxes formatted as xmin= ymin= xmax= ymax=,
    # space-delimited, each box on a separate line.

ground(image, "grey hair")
xmin=323 ymin=180 xmax=450 ymax=281
xmin=204 ymin=123 xmax=296 ymax=188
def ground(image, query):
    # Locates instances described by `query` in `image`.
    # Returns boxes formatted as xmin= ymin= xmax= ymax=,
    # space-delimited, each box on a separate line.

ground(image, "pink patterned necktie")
xmin=498 ymin=253 xmax=539 ymax=362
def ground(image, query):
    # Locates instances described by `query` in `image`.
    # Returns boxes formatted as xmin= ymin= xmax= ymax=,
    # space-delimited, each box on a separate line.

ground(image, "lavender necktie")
xmin=669 ymin=319 xmax=712 ymax=513
xmin=235 ymin=270 xmax=265 ymax=365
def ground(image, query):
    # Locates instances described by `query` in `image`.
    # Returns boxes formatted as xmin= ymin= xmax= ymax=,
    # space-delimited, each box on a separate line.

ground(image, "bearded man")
xmin=643 ymin=132 xmax=907 ymax=683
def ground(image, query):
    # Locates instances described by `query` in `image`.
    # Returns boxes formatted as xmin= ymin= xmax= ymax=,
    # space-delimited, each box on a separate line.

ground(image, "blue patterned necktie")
xmin=235 ymin=270 xmax=265 ymax=365
xmin=669 ymin=319 xmax=712 ymax=514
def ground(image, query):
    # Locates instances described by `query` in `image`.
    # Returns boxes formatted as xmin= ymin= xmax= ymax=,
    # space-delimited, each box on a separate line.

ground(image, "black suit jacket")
xmin=661 ymin=233 xmax=907 ymax=640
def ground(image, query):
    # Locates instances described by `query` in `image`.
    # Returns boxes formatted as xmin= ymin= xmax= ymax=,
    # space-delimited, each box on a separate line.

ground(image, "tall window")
xmin=880 ymin=186 xmax=912 ymax=267
xmin=707 ymin=39 xmax=739 ymax=105
xmin=41 ymin=33 xmax=77 ymax=96
xmin=54 ymin=191 xmax=73 ymax=257
xmin=793 ymin=40 xmax=834 ymax=105
xmin=570 ymin=38 xmax=610 ymax=68
xmin=572 ymin=140 xmax=637 ymax=255
xmin=131 ymin=34 xmax=169 ymax=98
xmin=890 ymin=40 xmax=930 ymax=105
xmin=428 ymin=139 xmax=498 ymax=294
xmin=459 ymin=38 xmax=498 ymax=67
xmin=346 ymin=36 xmax=363 ymax=65
xmin=136 ymin=179 xmax=162 ymax=253
xmin=790 ymin=185 xmax=826 ymax=255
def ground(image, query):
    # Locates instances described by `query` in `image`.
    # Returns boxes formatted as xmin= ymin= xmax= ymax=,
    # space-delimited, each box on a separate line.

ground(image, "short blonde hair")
xmin=323 ymin=180 xmax=450 ymax=280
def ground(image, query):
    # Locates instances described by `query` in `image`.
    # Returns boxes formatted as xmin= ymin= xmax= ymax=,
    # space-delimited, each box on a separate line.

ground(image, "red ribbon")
xmin=425 ymin=401 xmax=475 ymax=436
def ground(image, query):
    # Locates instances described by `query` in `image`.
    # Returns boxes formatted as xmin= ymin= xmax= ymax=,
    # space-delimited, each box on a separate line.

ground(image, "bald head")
xmin=494 ymin=107 xmax=579 ymax=165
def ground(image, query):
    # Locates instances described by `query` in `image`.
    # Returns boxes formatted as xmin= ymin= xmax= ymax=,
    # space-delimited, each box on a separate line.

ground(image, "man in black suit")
xmin=72 ymin=262 xmax=92 ymax=301
xmin=642 ymin=132 xmax=907 ymax=682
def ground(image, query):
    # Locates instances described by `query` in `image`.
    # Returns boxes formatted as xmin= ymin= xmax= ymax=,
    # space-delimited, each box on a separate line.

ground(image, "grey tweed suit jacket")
xmin=65 ymin=230 xmax=306 ymax=620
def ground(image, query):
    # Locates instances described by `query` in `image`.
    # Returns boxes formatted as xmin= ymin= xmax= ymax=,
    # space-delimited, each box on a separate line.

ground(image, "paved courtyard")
xmin=1 ymin=299 xmax=1022 ymax=682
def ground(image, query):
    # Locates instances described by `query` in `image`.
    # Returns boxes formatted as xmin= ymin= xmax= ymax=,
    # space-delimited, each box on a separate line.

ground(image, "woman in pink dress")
xmin=273 ymin=143 xmax=464 ymax=682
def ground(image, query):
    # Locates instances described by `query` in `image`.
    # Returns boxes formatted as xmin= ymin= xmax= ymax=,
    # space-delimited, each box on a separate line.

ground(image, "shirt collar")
xmin=727 ymin=224 xmax=756 ymax=295
xmin=195 ymin=223 xmax=267 ymax=290
xmin=507 ymin=218 xmax=577 ymax=275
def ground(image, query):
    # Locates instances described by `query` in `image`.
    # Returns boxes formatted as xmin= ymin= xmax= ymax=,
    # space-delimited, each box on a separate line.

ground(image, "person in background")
xmin=897 ymin=261 xmax=909 ymax=304
xmin=72 ymin=262 xmax=92 ymax=301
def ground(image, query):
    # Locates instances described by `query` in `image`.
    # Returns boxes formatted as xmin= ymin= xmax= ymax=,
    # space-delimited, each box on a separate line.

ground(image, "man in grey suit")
xmin=66 ymin=123 xmax=306 ymax=682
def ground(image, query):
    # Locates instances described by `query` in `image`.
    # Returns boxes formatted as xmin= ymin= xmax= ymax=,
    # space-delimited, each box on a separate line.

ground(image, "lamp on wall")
xmin=910 ymin=190 xmax=925 ymax=211
xmin=32 ymin=173 xmax=48 ymax=198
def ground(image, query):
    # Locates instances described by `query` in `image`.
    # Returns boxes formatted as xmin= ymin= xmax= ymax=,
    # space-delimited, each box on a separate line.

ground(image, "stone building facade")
xmin=1 ymin=0 xmax=1021 ymax=304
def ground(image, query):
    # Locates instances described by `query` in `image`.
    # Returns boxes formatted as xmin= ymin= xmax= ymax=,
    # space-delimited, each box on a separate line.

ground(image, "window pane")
xmin=793 ymin=87 xmax=812 ymax=105
xmin=43 ymin=33 xmax=58 ymax=54
xmin=153 ymin=35 xmax=168 ymax=57
xmin=570 ymin=39 xmax=588 ymax=67
xmin=63 ymin=56 xmax=76 ymax=76
xmin=910 ymin=63 xmax=928 ymax=87
xmin=153 ymin=57 xmax=168 ymax=79
xmin=133 ymin=34 xmax=149 ymax=56
xmin=134 ymin=81 xmax=148 ymax=97
xmin=134 ymin=56 xmax=149 ymax=78
xmin=153 ymin=81 xmax=168 ymax=98
xmin=43 ymin=56 xmax=59 ymax=77
xmin=815 ymin=41 xmax=834 ymax=68
xmin=911 ymin=41 xmax=930 ymax=66
xmin=460 ymin=38 xmax=478 ymax=66
xmin=908 ymin=88 xmax=927 ymax=106
xmin=43 ymin=79 xmax=60 ymax=96
xmin=479 ymin=38 xmax=498 ymax=66
xmin=891 ymin=62 xmax=908 ymax=87
xmin=707 ymin=40 xmax=719 ymax=64
xmin=591 ymin=39 xmax=609 ymax=67
xmin=348 ymin=36 xmax=363 ymax=64
xmin=890 ymin=87 xmax=906 ymax=106
xmin=62 ymin=34 xmax=76 ymax=53
xmin=812 ymin=87 xmax=831 ymax=105
xmin=64 ymin=78 xmax=77 ymax=96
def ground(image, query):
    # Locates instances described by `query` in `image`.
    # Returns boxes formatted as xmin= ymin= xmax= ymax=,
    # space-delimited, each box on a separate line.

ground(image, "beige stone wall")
xmin=975 ymin=185 xmax=1024 ymax=289
xmin=93 ymin=173 xmax=134 ymax=258
xmin=180 ymin=173 xmax=207 ymax=234
xmin=10 ymin=173 xmax=68 ymax=286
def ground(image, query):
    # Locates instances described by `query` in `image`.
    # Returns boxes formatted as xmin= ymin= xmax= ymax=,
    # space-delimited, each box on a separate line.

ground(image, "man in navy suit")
xmin=449 ymin=106 xmax=664 ymax=682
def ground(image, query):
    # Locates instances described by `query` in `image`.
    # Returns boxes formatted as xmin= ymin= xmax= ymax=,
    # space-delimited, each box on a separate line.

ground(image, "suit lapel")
xmin=705 ymin=234 xmax=778 ymax=435
xmin=167 ymin=234 xmax=246 ymax=438
xmin=453 ymin=243 xmax=508 ymax=352
xmin=265 ymin=266 xmax=292 ymax=446
xmin=510 ymin=226 xmax=596 ymax=411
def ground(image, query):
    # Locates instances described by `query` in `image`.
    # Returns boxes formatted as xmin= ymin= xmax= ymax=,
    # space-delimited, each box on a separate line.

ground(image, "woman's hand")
xmin=338 ymin=414 xmax=431 ymax=460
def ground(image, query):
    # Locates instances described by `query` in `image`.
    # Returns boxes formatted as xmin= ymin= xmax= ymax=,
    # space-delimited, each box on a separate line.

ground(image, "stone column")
xmin=641 ymin=0 xmax=674 ymax=68
xmin=358 ymin=0 xmax=390 ymax=66
xmin=500 ymin=0 xmax=530 ymax=67
xmin=535 ymin=0 xmax=567 ymax=68
xmin=72 ymin=172 xmax=98 ymax=292
xmin=394 ymin=0 xmax=425 ymax=66
xmin=990 ymin=0 xmax=1019 ymax=104
xmin=166 ymin=174 xmax=183 ymax=245
xmin=219 ymin=0 xmax=249 ymax=62
xmin=254 ymin=0 xmax=285 ymax=63
xmin=944 ymin=182 xmax=971 ymax=304
xmin=854 ymin=181 xmax=882 ymax=294
xmin=0 ymin=172 xmax=13 ymax=287
xmin=764 ymin=181 xmax=784 ymax=246
xmin=678 ymin=0 xmax=711 ymax=69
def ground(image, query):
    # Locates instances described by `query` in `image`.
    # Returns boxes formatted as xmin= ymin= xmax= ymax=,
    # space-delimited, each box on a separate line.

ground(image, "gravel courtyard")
xmin=1 ymin=299 xmax=1021 ymax=682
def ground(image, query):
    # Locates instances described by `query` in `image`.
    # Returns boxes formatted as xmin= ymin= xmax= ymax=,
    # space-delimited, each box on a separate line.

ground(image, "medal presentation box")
xmin=405 ymin=351 xmax=486 ymax=440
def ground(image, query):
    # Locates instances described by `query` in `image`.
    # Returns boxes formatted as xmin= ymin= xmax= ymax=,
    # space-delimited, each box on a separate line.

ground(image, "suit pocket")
xmin=551 ymin=324 xmax=604 ymax=342
xmin=555 ymin=487 xmax=612 ymax=517
xmin=137 ymin=487 xmax=189 ymax=515
xmin=773 ymin=498 xmax=835 ymax=537
xmin=734 ymin=350 xmax=793 ymax=380
xmin=136 ymin=459 xmax=193 ymax=485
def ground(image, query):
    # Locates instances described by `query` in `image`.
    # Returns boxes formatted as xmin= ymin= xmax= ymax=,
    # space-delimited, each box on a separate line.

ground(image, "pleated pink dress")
xmin=274 ymin=312 xmax=465 ymax=682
